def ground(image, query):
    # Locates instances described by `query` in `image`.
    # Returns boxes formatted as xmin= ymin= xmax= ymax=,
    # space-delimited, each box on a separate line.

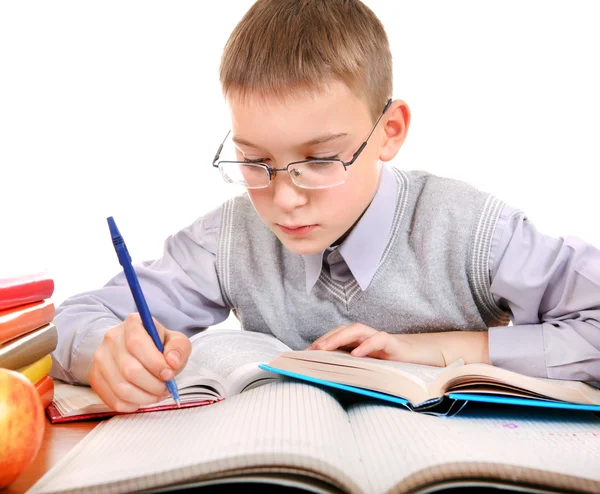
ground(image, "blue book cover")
xmin=447 ymin=393 xmax=600 ymax=412
xmin=259 ymin=364 xmax=411 ymax=407
xmin=259 ymin=364 xmax=600 ymax=414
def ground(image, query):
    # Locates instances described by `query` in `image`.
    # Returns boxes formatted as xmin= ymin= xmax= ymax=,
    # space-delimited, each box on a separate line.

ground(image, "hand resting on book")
xmin=308 ymin=323 xmax=491 ymax=367
xmin=89 ymin=313 xmax=192 ymax=413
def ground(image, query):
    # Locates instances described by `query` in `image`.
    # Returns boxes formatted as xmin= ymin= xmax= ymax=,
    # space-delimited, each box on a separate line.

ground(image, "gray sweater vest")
xmin=216 ymin=168 xmax=510 ymax=350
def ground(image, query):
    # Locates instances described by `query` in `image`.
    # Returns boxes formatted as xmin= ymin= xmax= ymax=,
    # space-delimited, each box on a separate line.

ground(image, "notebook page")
xmin=186 ymin=329 xmax=292 ymax=395
xmin=29 ymin=381 xmax=366 ymax=494
xmin=349 ymin=402 xmax=600 ymax=493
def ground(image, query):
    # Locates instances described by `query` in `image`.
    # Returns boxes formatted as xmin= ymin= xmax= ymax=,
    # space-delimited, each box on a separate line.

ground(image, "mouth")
xmin=276 ymin=224 xmax=318 ymax=236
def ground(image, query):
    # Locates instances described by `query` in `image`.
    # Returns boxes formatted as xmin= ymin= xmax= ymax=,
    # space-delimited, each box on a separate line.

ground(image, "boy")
xmin=51 ymin=0 xmax=600 ymax=413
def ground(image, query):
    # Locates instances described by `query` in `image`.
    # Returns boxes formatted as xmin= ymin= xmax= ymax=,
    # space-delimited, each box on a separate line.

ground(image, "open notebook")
xmin=30 ymin=381 xmax=600 ymax=494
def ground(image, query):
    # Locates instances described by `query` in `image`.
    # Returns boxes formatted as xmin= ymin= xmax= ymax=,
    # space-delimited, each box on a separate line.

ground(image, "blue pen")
xmin=107 ymin=216 xmax=181 ymax=407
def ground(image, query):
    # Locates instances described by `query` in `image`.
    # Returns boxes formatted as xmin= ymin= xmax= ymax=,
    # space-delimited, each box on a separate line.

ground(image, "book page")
xmin=51 ymin=381 xmax=117 ymax=416
xmin=29 ymin=381 xmax=366 ymax=494
xmin=52 ymin=329 xmax=291 ymax=417
xmin=51 ymin=379 xmax=221 ymax=418
xmin=284 ymin=350 xmax=455 ymax=386
xmin=349 ymin=401 xmax=600 ymax=493
xmin=437 ymin=363 xmax=600 ymax=405
xmin=187 ymin=329 xmax=292 ymax=396
xmin=272 ymin=350 xmax=461 ymax=404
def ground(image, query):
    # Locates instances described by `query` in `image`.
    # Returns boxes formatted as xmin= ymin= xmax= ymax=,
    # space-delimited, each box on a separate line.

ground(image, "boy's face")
xmin=228 ymin=81 xmax=391 ymax=255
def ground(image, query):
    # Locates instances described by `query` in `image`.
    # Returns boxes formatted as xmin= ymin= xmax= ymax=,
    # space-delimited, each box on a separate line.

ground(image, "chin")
xmin=278 ymin=236 xmax=329 ymax=256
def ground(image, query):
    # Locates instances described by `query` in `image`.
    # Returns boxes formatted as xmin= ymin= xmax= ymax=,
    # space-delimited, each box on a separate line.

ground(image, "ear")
xmin=378 ymin=100 xmax=411 ymax=162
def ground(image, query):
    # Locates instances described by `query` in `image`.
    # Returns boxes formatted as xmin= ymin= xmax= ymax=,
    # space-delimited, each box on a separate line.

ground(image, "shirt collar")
xmin=303 ymin=162 xmax=398 ymax=292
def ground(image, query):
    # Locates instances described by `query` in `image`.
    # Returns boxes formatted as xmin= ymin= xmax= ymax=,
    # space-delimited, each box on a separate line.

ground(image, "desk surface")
xmin=3 ymin=417 xmax=99 ymax=493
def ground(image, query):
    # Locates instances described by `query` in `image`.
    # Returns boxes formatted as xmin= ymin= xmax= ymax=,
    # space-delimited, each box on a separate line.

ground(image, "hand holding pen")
xmin=85 ymin=217 xmax=192 ymax=413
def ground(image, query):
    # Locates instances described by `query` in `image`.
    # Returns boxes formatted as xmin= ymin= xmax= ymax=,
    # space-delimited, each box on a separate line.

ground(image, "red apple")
xmin=0 ymin=368 xmax=45 ymax=488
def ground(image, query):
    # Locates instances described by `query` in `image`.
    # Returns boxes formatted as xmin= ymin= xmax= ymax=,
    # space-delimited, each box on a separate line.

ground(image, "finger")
xmin=123 ymin=313 xmax=175 ymax=381
xmin=351 ymin=331 xmax=396 ymax=358
xmin=90 ymin=347 xmax=145 ymax=413
xmin=114 ymin=347 xmax=170 ymax=397
xmin=103 ymin=319 xmax=169 ymax=394
xmin=91 ymin=369 xmax=140 ymax=413
xmin=310 ymin=325 xmax=348 ymax=348
xmin=308 ymin=325 xmax=349 ymax=349
xmin=100 ymin=347 xmax=169 ymax=407
xmin=162 ymin=328 xmax=192 ymax=373
xmin=319 ymin=324 xmax=377 ymax=351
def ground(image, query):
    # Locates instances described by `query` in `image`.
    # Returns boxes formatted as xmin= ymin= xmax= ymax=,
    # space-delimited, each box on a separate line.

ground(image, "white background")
xmin=1 ymin=1 xmax=599 ymax=329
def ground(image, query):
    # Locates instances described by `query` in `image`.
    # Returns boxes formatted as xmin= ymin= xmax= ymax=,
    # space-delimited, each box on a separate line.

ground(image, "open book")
xmin=260 ymin=349 xmax=600 ymax=412
xmin=47 ymin=329 xmax=290 ymax=422
xmin=29 ymin=381 xmax=600 ymax=494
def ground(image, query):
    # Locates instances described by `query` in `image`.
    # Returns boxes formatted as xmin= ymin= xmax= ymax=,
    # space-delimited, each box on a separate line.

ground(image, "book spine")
xmin=0 ymin=323 xmax=58 ymax=370
xmin=19 ymin=354 xmax=53 ymax=384
xmin=0 ymin=275 xmax=54 ymax=312
xmin=35 ymin=375 xmax=55 ymax=410
xmin=0 ymin=300 xmax=55 ymax=345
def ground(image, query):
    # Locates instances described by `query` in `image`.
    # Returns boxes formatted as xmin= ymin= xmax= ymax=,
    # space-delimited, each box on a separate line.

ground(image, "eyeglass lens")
xmin=219 ymin=161 xmax=347 ymax=189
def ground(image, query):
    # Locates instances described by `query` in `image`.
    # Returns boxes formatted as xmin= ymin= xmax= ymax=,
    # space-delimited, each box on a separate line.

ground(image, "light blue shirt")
xmin=52 ymin=163 xmax=600 ymax=386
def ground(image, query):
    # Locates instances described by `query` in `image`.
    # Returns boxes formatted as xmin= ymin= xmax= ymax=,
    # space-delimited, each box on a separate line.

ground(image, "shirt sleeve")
xmin=51 ymin=205 xmax=230 ymax=385
xmin=487 ymin=204 xmax=600 ymax=386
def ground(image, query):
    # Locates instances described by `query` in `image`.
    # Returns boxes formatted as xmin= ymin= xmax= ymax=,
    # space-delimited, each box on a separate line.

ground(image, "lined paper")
xmin=32 ymin=379 xmax=600 ymax=494
xmin=350 ymin=402 xmax=600 ymax=493
xmin=29 ymin=382 xmax=364 ymax=494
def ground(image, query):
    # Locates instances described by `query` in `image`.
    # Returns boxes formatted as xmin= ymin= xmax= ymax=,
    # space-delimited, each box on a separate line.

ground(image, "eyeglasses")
xmin=212 ymin=99 xmax=392 ymax=190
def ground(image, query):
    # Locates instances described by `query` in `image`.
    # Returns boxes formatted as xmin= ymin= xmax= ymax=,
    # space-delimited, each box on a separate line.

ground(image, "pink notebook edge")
xmin=45 ymin=398 xmax=223 ymax=424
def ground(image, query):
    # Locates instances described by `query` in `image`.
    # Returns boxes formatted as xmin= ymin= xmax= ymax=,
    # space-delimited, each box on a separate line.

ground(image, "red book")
xmin=0 ymin=271 xmax=54 ymax=312
xmin=35 ymin=375 xmax=55 ymax=410
xmin=0 ymin=299 xmax=55 ymax=345
xmin=45 ymin=398 xmax=219 ymax=423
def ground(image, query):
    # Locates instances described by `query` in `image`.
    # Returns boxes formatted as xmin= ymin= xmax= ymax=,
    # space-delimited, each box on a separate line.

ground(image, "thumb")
xmin=162 ymin=329 xmax=192 ymax=372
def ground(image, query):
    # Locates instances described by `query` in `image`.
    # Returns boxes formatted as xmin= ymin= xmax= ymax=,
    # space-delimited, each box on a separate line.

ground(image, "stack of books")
xmin=0 ymin=271 xmax=57 ymax=409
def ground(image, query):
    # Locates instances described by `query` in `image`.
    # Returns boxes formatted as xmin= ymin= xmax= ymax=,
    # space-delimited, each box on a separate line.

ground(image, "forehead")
xmin=226 ymin=81 xmax=372 ymax=149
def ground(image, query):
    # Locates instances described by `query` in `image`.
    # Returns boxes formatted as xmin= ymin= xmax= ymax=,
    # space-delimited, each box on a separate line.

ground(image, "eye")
xmin=307 ymin=155 xmax=340 ymax=161
xmin=243 ymin=157 xmax=268 ymax=163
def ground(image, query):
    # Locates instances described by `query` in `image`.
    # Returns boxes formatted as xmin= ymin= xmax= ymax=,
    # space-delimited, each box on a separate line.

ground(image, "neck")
xmin=331 ymin=161 xmax=383 ymax=247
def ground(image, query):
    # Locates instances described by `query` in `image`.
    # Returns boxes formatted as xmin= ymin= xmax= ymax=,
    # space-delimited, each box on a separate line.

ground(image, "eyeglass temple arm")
xmin=212 ymin=130 xmax=231 ymax=166
xmin=214 ymin=99 xmax=392 ymax=167
xmin=347 ymin=98 xmax=393 ymax=166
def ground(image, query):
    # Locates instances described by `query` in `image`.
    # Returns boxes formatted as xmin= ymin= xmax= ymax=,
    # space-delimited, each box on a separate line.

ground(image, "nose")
xmin=271 ymin=172 xmax=308 ymax=213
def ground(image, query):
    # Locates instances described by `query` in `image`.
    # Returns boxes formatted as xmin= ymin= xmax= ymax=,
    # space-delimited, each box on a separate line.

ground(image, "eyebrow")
xmin=232 ymin=132 xmax=349 ymax=148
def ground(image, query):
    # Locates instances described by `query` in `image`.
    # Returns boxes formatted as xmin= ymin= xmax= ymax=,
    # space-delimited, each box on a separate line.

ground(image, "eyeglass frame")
xmin=211 ymin=98 xmax=393 ymax=188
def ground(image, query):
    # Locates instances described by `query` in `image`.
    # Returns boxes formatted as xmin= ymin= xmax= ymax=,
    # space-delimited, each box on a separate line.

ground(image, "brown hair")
xmin=219 ymin=0 xmax=392 ymax=122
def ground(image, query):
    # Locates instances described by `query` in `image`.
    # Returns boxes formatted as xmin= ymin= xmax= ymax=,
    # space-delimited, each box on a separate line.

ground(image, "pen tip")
xmin=175 ymin=398 xmax=181 ymax=407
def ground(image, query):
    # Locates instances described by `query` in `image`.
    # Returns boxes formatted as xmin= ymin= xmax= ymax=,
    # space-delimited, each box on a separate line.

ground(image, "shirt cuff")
xmin=488 ymin=324 xmax=548 ymax=378
xmin=51 ymin=318 xmax=118 ymax=385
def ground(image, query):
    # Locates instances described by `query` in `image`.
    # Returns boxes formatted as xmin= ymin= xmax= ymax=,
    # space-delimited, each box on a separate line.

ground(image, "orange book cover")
xmin=0 ymin=299 xmax=55 ymax=345
xmin=0 ymin=271 xmax=54 ymax=312
xmin=35 ymin=375 xmax=55 ymax=410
